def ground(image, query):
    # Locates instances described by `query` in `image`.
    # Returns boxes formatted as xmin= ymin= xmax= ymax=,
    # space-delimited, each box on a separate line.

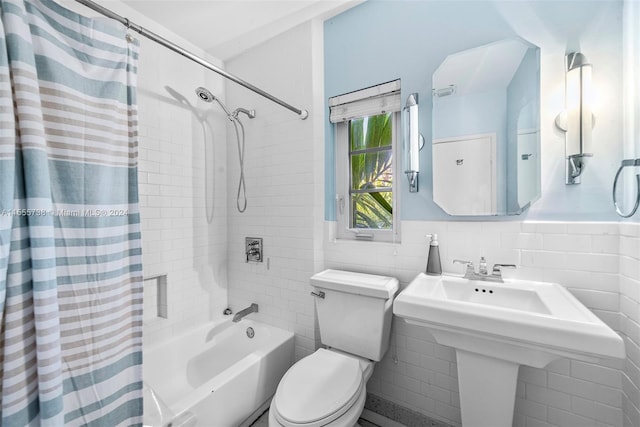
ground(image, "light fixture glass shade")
xmin=404 ymin=93 xmax=422 ymax=192
xmin=557 ymin=52 xmax=594 ymax=184
xmin=565 ymin=62 xmax=593 ymax=158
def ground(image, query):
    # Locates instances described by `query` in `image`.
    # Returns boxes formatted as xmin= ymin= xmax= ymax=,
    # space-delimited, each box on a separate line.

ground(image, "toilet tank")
xmin=311 ymin=269 xmax=399 ymax=361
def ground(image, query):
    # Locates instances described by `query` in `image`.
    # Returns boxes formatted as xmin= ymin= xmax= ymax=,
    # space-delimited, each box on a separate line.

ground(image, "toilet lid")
xmin=274 ymin=349 xmax=363 ymax=425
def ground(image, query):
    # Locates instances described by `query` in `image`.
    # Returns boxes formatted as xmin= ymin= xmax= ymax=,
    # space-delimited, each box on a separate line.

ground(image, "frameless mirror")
xmin=431 ymin=38 xmax=540 ymax=216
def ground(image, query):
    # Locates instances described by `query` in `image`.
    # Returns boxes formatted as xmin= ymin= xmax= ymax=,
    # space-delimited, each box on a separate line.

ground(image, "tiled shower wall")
xmin=325 ymin=220 xmax=638 ymax=427
xmin=225 ymin=20 xmax=325 ymax=361
xmin=106 ymin=3 xmax=230 ymax=347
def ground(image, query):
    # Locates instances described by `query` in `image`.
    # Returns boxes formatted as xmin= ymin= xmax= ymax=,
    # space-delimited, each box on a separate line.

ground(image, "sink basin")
xmin=435 ymin=278 xmax=550 ymax=314
xmin=393 ymin=273 xmax=624 ymax=364
xmin=393 ymin=273 xmax=625 ymax=427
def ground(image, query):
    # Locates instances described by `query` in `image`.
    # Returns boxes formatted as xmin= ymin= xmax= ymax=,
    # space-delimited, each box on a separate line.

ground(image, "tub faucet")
xmin=232 ymin=303 xmax=258 ymax=322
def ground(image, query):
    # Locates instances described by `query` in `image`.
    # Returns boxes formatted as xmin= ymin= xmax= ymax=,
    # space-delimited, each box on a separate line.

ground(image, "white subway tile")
xmin=549 ymin=372 xmax=620 ymax=407
xmin=571 ymin=361 xmax=622 ymax=389
xmin=403 ymin=362 xmax=435 ymax=385
xmin=620 ymin=236 xmax=640 ymax=260
xmin=619 ymin=223 xmax=640 ymax=238
xmin=592 ymin=235 xmax=620 ymax=254
xmin=543 ymin=234 xmax=593 ymax=252
xmin=421 ymin=354 xmax=452 ymax=375
xmin=519 ymin=366 xmax=548 ymax=387
xmin=566 ymin=222 xmax=619 ymax=236
xmin=565 ymin=253 xmax=619 ymax=273
xmin=433 ymin=372 xmax=458 ymax=392
xmin=542 ymin=270 xmax=618 ymax=293
xmin=405 ymin=390 xmax=436 ymax=414
xmin=525 ymin=383 xmax=571 ymax=410
xmin=406 ymin=336 xmax=436 ymax=356
xmin=620 ymin=256 xmax=640 ymax=281
xmin=525 ymin=416 xmax=554 ymax=427
xmin=501 ymin=232 xmax=543 ymax=250
xmin=622 ymin=323 xmax=640 ymax=363
xmin=527 ymin=222 xmax=568 ymax=234
xmin=394 ymin=374 xmax=421 ymax=394
xmin=548 ymin=407 xmax=601 ymax=427
xmin=571 ymin=396 xmax=623 ymax=426
xmin=593 ymin=309 xmax=622 ymax=332
xmin=623 ymin=396 xmax=640 ymax=427
xmin=521 ymin=250 xmax=567 ymax=269
xmin=397 ymin=347 xmax=422 ymax=368
xmin=421 ymin=383 xmax=451 ymax=405
xmin=514 ymin=397 xmax=548 ymax=421
xmin=434 ymin=344 xmax=456 ymax=362
xmin=566 ymin=289 xmax=620 ymax=312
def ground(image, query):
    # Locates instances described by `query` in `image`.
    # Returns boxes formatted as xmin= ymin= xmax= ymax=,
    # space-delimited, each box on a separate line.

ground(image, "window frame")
xmin=335 ymin=111 xmax=400 ymax=242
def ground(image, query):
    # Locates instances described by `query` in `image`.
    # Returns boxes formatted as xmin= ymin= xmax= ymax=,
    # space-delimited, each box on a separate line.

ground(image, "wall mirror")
xmin=431 ymin=38 xmax=541 ymax=216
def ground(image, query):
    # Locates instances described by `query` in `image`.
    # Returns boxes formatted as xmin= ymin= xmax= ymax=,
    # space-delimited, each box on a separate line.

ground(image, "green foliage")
xmin=349 ymin=113 xmax=393 ymax=229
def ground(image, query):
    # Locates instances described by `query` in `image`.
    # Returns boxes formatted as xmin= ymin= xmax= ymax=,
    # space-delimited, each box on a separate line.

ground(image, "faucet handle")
xmin=453 ymin=259 xmax=475 ymax=273
xmin=491 ymin=264 xmax=517 ymax=276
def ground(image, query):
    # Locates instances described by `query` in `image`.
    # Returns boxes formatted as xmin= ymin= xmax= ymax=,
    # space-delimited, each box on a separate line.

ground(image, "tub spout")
xmin=232 ymin=303 xmax=258 ymax=323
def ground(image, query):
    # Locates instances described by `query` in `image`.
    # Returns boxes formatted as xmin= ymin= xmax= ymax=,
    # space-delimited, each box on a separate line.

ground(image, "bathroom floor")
xmin=250 ymin=410 xmax=380 ymax=427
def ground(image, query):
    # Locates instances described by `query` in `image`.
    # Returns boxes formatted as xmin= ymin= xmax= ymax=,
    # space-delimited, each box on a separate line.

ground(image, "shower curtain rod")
xmin=74 ymin=0 xmax=309 ymax=120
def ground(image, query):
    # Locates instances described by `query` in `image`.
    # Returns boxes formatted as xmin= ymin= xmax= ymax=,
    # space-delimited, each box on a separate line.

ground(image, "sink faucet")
xmin=232 ymin=303 xmax=258 ymax=322
xmin=453 ymin=258 xmax=516 ymax=283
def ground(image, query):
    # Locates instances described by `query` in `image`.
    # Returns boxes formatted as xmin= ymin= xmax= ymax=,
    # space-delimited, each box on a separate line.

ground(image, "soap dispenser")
xmin=426 ymin=234 xmax=442 ymax=276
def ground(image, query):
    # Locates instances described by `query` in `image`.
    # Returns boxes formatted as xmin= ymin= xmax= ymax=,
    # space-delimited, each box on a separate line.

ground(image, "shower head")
xmin=196 ymin=86 xmax=233 ymax=117
xmin=195 ymin=87 xmax=215 ymax=103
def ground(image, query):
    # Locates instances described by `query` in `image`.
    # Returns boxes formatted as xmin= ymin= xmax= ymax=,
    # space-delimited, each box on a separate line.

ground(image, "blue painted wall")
xmin=324 ymin=0 xmax=625 ymax=222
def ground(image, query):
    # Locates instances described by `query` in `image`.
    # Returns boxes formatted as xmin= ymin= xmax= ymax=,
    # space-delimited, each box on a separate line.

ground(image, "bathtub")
xmin=144 ymin=318 xmax=295 ymax=427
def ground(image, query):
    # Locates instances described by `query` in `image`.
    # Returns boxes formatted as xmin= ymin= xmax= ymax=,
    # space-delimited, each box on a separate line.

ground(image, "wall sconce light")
xmin=404 ymin=93 xmax=424 ymax=192
xmin=555 ymin=52 xmax=595 ymax=185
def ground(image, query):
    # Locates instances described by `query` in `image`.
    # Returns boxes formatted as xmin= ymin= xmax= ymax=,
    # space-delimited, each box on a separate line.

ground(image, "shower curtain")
xmin=0 ymin=0 xmax=142 ymax=425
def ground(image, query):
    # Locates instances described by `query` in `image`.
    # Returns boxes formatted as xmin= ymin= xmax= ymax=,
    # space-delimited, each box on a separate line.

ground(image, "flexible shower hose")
xmin=231 ymin=117 xmax=247 ymax=213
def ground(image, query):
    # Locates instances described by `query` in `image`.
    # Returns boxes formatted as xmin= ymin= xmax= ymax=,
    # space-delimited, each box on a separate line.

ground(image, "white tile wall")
xmin=113 ymin=5 xmax=230 ymax=347
xmin=325 ymin=220 xmax=635 ymax=427
xmin=225 ymin=20 xmax=325 ymax=361
xmin=619 ymin=223 xmax=640 ymax=427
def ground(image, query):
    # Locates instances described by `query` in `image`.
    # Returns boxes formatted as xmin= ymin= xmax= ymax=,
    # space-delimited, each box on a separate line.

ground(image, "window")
xmin=330 ymin=81 xmax=401 ymax=241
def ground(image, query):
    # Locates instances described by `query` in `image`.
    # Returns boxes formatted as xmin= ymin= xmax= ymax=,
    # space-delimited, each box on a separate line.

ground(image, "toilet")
xmin=269 ymin=269 xmax=399 ymax=427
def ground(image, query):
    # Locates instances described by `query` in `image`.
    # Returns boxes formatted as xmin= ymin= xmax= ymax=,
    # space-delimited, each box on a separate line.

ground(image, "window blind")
xmin=329 ymin=79 xmax=401 ymax=123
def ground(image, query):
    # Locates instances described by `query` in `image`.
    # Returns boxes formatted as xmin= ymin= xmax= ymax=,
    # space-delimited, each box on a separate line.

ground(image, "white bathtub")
xmin=144 ymin=318 xmax=295 ymax=427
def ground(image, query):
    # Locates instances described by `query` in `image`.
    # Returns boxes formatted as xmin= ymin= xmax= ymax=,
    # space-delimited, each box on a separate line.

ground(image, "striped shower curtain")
xmin=0 ymin=0 xmax=142 ymax=425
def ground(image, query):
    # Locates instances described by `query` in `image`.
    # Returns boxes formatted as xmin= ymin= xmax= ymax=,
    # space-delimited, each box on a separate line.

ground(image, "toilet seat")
xmin=272 ymin=349 xmax=364 ymax=426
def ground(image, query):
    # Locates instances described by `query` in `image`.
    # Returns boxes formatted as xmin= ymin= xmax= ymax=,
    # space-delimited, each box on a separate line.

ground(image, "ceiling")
xmin=120 ymin=0 xmax=360 ymax=61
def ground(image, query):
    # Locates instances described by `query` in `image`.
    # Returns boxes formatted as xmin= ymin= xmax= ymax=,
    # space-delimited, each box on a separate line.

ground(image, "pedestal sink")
xmin=393 ymin=273 xmax=625 ymax=427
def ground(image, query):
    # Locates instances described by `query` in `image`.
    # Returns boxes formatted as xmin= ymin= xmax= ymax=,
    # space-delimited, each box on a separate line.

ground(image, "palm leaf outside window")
xmin=349 ymin=113 xmax=393 ymax=229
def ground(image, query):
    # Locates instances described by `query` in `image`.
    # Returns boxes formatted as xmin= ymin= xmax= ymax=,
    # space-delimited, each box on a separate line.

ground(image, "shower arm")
xmin=232 ymin=108 xmax=256 ymax=120
xmin=74 ymin=0 xmax=309 ymax=120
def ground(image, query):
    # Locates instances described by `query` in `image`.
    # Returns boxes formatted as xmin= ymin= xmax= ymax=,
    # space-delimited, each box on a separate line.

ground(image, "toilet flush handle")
xmin=310 ymin=290 xmax=325 ymax=299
